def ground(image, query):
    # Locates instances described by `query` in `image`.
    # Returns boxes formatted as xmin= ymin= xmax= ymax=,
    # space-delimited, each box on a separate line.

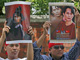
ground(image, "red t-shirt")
xmin=51 ymin=21 xmax=75 ymax=40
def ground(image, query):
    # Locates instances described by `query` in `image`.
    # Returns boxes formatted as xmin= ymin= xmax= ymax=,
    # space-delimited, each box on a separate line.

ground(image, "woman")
xmin=51 ymin=6 xmax=75 ymax=39
xmin=50 ymin=6 xmax=63 ymax=34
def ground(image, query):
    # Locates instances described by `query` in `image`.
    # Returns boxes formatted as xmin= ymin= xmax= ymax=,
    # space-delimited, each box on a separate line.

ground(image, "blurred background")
xmin=0 ymin=0 xmax=80 ymax=60
xmin=0 ymin=0 xmax=80 ymax=15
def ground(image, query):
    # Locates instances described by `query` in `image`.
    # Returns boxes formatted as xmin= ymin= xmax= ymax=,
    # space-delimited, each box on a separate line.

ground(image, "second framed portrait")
xmin=49 ymin=2 xmax=76 ymax=43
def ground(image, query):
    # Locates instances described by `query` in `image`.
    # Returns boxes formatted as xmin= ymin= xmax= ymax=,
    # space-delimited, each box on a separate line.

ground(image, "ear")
xmin=49 ymin=48 xmax=52 ymax=54
xmin=19 ymin=44 xmax=20 ymax=51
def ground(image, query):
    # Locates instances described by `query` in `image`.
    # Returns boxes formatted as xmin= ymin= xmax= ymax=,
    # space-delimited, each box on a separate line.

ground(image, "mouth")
xmin=68 ymin=18 xmax=71 ymax=20
xmin=57 ymin=52 xmax=63 ymax=55
xmin=12 ymin=51 xmax=17 ymax=54
xmin=55 ymin=13 xmax=59 ymax=15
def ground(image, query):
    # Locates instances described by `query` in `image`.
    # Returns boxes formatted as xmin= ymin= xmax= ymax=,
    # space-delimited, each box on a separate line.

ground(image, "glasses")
xmin=53 ymin=45 xmax=64 ymax=49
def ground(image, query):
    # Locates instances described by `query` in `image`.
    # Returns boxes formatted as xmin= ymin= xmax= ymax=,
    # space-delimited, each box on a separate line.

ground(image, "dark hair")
xmin=50 ymin=6 xmax=63 ymax=16
xmin=63 ymin=6 xmax=74 ymax=14
xmin=13 ymin=6 xmax=24 ymax=23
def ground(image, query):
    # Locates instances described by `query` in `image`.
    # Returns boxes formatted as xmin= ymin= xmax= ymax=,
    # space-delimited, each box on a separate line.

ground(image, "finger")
xmin=4 ymin=21 xmax=7 ymax=27
xmin=43 ymin=23 xmax=50 ymax=29
xmin=44 ymin=21 xmax=51 ymax=27
xmin=28 ymin=26 xmax=32 ymax=31
xmin=3 ymin=28 xmax=9 ymax=33
xmin=44 ymin=28 xmax=48 ymax=34
xmin=28 ymin=30 xmax=34 ymax=35
xmin=5 ymin=25 xmax=10 ymax=29
xmin=74 ymin=7 xmax=78 ymax=12
xmin=6 ymin=28 xmax=9 ymax=33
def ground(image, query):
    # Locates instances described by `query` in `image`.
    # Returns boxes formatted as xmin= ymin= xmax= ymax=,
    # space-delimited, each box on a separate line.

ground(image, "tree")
xmin=0 ymin=0 xmax=80 ymax=15
xmin=0 ymin=0 xmax=7 ymax=15
xmin=31 ymin=0 xmax=64 ymax=15
xmin=31 ymin=0 xmax=80 ymax=15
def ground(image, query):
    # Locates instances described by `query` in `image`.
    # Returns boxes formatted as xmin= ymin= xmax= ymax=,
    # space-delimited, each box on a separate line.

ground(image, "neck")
xmin=57 ymin=16 xmax=63 ymax=21
xmin=57 ymin=15 xmax=62 ymax=18
xmin=52 ymin=55 xmax=61 ymax=60
xmin=8 ymin=55 xmax=18 ymax=60
xmin=53 ymin=57 xmax=61 ymax=60
xmin=65 ymin=20 xmax=73 ymax=26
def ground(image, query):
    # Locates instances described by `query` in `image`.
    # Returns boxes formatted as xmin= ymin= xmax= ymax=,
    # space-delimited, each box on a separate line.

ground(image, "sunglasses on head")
xmin=53 ymin=45 xmax=64 ymax=49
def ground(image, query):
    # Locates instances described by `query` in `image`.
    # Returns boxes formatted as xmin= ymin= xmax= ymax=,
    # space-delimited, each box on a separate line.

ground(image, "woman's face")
xmin=63 ymin=8 xmax=74 ymax=22
xmin=14 ymin=14 xmax=21 ymax=23
xmin=52 ymin=6 xmax=62 ymax=17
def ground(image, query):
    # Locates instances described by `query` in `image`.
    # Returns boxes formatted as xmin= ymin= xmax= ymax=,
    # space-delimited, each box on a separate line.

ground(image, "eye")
xmin=53 ymin=45 xmax=59 ymax=49
xmin=60 ymin=45 xmax=64 ymax=49
xmin=15 ymin=44 xmax=19 ymax=47
xmin=9 ymin=44 xmax=14 ymax=47
xmin=56 ymin=8 xmax=59 ymax=10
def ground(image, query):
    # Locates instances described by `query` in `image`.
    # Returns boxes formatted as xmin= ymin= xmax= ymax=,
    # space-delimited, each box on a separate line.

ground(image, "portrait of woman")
xmin=50 ymin=6 xmax=75 ymax=40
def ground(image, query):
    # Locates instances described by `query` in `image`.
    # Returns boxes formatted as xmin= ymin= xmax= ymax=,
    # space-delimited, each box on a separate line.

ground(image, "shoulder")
xmin=59 ymin=20 xmax=65 ymax=25
xmin=71 ymin=22 xmax=75 ymax=26
xmin=70 ymin=22 xmax=75 ymax=28
xmin=60 ymin=20 xmax=65 ymax=23
xmin=42 ymin=55 xmax=50 ymax=60
xmin=0 ymin=57 xmax=4 ymax=60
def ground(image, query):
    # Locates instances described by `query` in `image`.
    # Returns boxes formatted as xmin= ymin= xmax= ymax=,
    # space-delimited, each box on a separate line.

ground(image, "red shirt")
xmin=51 ymin=21 xmax=75 ymax=39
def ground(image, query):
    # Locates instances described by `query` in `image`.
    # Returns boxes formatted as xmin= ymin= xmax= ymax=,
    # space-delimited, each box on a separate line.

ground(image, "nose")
xmin=68 ymin=14 xmax=70 ymax=16
xmin=13 ymin=46 xmax=17 ymax=50
xmin=58 ymin=47 xmax=62 ymax=50
xmin=55 ymin=10 xmax=58 ymax=13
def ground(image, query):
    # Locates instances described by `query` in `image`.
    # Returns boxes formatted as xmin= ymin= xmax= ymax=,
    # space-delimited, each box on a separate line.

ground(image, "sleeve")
xmin=65 ymin=39 xmax=80 ymax=60
xmin=33 ymin=41 xmax=49 ymax=60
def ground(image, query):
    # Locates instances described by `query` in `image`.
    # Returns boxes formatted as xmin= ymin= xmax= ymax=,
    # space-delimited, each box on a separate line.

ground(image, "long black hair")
xmin=13 ymin=6 xmax=25 ymax=23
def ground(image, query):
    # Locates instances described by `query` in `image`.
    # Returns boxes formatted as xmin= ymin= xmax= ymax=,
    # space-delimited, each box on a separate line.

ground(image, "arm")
xmin=33 ymin=21 xmax=51 ymax=60
xmin=0 ymin=21 xmax=10 ymax=52
xmin=77 ymin=15 xmax=80 ymax=41
xmin=33 ymin=41 xmax=49 ymax=60
xmin=36 ymin=21 xmax=51 ymax=48
xmin=65 ymin=7 xmax=80 ymax=60
xmin=27 ymin=26 xmax=34 ymax=60
xmin=27 ymin=43 xmax=33 ymax=60
xmin=0 ymin=29 xmax=6 ymax=52
xmin=75 ymin=8 xmax=80 ymax=41
xmin=64 ymin=40 xmax=80 ymax=60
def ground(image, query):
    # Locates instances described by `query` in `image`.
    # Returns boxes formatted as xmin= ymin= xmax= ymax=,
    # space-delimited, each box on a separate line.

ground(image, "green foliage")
xmin=31 ymin=0 xmax=80 ymax=15
xmin=74 ymin=1 xmax=80 ymax=12
xmin=0 ymin=0 xmax=80 ymax=15
xmin=74 ymin=2 xmax=79 ymax=8
xmin=31 ymin=0 xmax=65 ymax=15
xmin=0 ymin=0 xmax=6 ymax=7
xmin=31 ymin=0 xmax=48 ymax=15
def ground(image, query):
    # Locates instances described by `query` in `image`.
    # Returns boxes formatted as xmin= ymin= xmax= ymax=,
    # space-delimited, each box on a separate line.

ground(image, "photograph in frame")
xmin=49 ymin=2 xmax=76 ymax=43
xmin=4 ymin=1 xmax=32 ymax=44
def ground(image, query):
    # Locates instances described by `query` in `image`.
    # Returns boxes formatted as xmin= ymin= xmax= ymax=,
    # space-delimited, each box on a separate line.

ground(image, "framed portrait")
xmin=5 ymin=1 xmax=32 ymax=44
xmin=49 ymin=2 xmax=76 ymax=43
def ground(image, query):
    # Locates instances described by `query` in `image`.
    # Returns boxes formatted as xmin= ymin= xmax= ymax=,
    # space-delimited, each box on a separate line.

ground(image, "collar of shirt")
xmin=6 ymin=58 xmax=27 ymax=60
xmin=15 ymin=24 xmax=22 ymax=28
xmin=6 ymin=58 xmax=20 ymax=60
xmin=49 ymin=54 xmax=64 ymax=60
